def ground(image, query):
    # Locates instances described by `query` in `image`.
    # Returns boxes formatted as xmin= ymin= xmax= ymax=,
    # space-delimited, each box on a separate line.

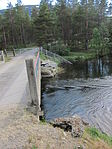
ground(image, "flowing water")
xmin=42 ymin=55 xmax=112 ymax=136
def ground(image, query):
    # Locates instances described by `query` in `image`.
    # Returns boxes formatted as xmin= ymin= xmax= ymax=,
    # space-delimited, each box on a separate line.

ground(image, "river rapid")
xmin=42 ymin=55 xmax=112 ymax=136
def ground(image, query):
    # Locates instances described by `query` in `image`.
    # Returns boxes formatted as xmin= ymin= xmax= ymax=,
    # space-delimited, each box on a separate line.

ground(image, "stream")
xmin=42 ymin=55 xmax=112 ymax=136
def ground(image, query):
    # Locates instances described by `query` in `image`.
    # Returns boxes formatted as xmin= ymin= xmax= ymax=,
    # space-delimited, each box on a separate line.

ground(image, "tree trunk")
xmin=21 ymin=23 xmax=26 ymax=46
xmin=85 ymin=3 xmax=88 ymax=50
xmin=2 ymin=25 xmax=7 ymax=49
xmin=9 ymin=9 xmax=15 ymax=46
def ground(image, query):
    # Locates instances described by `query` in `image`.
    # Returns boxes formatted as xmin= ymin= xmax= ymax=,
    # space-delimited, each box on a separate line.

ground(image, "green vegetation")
xmin=86 ymin=127 xmax=112 ymax=146
xmin=40 ymin=52 xmax=48 ymax=61
xmin=64 ymin=48 xmax=110 ymax=62
xmin=32 ymin=146 xmax=38 ymax=149
xmin=64 ymin=51 xmax=97 ymax=62
xmin=0 ymin=0 xmax=112 ymax=61
xmin=39 ymin=117 xmax=47 ymax=125
xmin=39 ymin=52 xmax=60 ymax=65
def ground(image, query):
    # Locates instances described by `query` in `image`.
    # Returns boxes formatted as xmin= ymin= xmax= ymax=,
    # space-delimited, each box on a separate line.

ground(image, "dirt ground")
xmin=0 ymin=104 xmax=111 ymax=149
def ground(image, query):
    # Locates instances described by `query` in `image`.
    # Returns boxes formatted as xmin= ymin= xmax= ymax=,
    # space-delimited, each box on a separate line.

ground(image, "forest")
xmin=0 ymin=0 xmax=112 ymax=60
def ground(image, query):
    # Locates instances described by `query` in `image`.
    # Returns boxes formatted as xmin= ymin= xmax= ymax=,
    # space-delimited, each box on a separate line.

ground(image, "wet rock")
xmin=50 ymin=115 xmax=87 ymax=137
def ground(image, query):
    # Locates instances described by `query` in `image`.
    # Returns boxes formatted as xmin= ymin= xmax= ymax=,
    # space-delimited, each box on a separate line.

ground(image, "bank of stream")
xmin=42 ymin=54 xmax=112 ymax=136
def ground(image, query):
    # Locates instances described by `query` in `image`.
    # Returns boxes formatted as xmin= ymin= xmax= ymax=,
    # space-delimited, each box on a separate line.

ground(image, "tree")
xmin=90 ymin=24 xmax=109 ymax=56
xmin=55 ymin=0 xmax=72 ymax=45
xmin=90 ymin=28 xmax=101 ymax=54
xmin=33 ymin=1 xmax=54 ymax=47
xmin=0 ymin=0 xmax=111 ymax=57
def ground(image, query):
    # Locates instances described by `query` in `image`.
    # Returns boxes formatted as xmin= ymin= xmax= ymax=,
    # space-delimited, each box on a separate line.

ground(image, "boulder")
xmin=41 ymin=60 xmax=57 ymax=78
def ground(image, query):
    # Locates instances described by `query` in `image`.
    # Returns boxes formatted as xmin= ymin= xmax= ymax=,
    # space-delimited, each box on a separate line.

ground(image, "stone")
xmin=41 ymin=60 xmax=57 ymax=78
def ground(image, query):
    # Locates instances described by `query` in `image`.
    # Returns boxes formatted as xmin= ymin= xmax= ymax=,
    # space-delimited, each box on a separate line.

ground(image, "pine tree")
xmin=33 ymin=1 xmax=54 ymax=47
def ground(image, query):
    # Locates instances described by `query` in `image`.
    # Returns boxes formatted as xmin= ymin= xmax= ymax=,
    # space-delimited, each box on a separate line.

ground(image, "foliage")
xmin=90 ymin=28 xmax=102 ymax=52
xmin=40 ymin=52 xmax=48 ymax=60
xmin=64 ymin=51 xmax=96 ymax=62
xmin=0 ymin=0 xmax=111 ymax=58
xmin=33 ymin=1 xmax=54 ymax=47
xmin=49 ymin=40 xmax=70 ymax=56
xmin=90 ymin=24 xmax=109 ymax=56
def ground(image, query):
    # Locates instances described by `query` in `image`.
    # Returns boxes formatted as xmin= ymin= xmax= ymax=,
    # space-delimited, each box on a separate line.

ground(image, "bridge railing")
xmin=25 ymin=49 xmax=41 ymax=120
xmin=40 ymin=47 xmax=72 ymax=64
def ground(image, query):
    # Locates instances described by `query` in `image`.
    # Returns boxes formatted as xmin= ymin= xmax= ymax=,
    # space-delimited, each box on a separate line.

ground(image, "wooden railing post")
xmin=12 ymin=49 xmax=16 ymax=57
xmin=1 ymin=51 xmax=5 ymax=62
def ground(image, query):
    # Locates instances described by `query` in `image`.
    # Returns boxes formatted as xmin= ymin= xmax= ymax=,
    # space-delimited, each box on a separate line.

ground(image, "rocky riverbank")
xmin=41 ymin=59 xmax=64 ymax=78
xmin=0 ymin=106 xmax=111 ymax=149
xmin=41 ymin=60 xmax=57 ymax=78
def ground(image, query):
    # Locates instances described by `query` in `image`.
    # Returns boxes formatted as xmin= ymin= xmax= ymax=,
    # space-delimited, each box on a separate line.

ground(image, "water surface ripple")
xmin=42 ymin=57 xmax=112 ymax=136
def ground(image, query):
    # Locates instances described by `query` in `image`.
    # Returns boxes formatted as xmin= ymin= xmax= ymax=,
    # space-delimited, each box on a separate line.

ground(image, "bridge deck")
xmin=0 ymin=49 xmax=36 ymax=107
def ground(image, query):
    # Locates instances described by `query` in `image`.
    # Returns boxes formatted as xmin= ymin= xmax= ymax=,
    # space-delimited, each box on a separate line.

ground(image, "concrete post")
xmin=1 ymin=51 xmax=5 ymax=62
xmin=36 ymin=59 xmax=41 ymax=109
xmin=25 ymin=59 xmax=40 ymax=118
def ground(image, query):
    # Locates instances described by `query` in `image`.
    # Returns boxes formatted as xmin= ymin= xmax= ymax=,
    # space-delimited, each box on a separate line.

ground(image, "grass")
xmin=39 ymin=52 xmax=60 ymax=65
xmin=64 ymin=51 xmax=97 ymax=62
xmin=39 ymin=117 xmax=47 ymax=125
xmin=63 ymin=49 xmax=110 ymax=63
xmin=32 ymin=145 xmax=38 ymax=149
xmin=39 ymin=52 xmax=48 ymax=60
xmin=85 ymin=127 xmax=112 ymax=146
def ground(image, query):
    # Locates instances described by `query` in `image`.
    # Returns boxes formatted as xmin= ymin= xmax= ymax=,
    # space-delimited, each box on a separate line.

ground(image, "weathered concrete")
xmin=25 ymin=52 xmax=41 ymax=118
xmin=25 ymin=59 xmax=39 ymax=107
xmin=37 ymin=59 xmax=41 ymax=109
xmin=0 ymin=49 xmax=37 ymax=107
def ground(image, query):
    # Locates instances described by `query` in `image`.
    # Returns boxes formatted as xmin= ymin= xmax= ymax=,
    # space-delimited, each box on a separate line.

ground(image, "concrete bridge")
xmin=0 ymin=47 xmax=46 ymax=148
xmin=0 ymin=48 xmax=38 ymax=109
xmin=0 ymin=47 xmax=71 ymax=120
